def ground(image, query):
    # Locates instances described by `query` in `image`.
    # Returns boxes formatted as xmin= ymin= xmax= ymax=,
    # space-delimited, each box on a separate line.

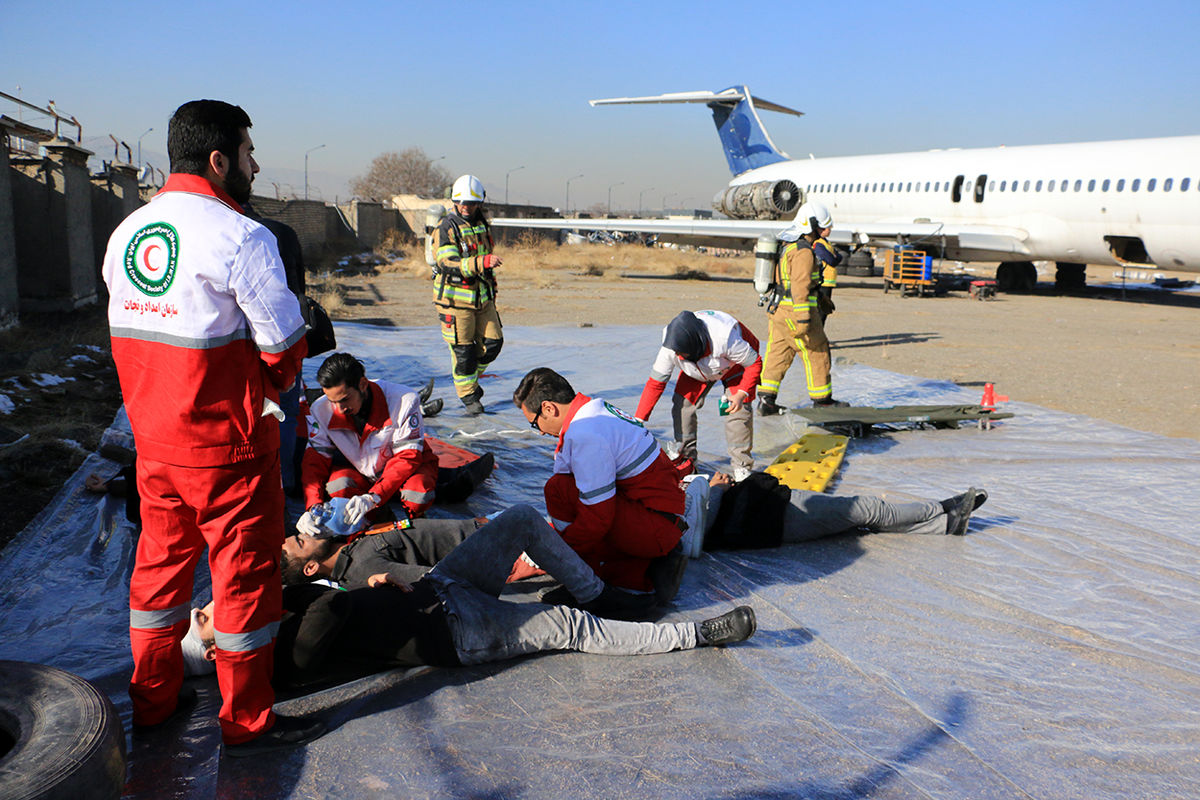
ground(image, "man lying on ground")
xmin=184 ymin=504 xmax=756 ymax=695
xmin=685 ymin=470 xmax=987 ymax=555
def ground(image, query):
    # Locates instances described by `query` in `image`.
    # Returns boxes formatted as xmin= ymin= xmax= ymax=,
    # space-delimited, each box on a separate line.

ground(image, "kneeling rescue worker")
xmin=432 ymin=174 xmax=504 ymax=415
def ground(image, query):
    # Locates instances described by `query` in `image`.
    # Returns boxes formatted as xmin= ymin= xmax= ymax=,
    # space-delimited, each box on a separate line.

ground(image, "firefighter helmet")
xmin=451 ymin=174 xmax=486 ymax=203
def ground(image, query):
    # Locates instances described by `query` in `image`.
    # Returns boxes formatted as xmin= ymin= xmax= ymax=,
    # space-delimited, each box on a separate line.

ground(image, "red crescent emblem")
xmin=141 ymin=243 xmax=161 ymax=273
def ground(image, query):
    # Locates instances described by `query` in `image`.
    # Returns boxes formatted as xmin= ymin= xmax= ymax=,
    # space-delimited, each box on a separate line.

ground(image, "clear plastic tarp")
xmin=1 ymin=322 xmax=1198 ymax=799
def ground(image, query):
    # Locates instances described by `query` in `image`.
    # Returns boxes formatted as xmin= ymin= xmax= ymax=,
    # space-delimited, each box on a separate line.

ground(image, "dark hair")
xmin=316 ymin=352 xmax=366 ymax=389
xmin=513 ymin=367 xmax=575 ymax=412
xmin=280 ymin=536 xmax=339 ymax=586
xmin=167 ymin=100 xmax=252 ymax=176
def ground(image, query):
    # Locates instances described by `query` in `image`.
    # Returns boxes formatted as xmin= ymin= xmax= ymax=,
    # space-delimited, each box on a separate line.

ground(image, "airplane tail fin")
xmin=590 ymin=85 xmax=802 ymax=176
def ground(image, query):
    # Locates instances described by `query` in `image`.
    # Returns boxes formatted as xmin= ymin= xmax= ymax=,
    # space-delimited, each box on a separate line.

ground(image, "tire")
xmin=0 ymin=661 xmax=126 ymax=800
xmin=996 ymin=261 xmax=1036 ymax=293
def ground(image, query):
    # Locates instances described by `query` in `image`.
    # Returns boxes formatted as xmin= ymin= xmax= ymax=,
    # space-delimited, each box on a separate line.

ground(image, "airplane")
xmin=490 ymin=85 xmax=1200 ymax=291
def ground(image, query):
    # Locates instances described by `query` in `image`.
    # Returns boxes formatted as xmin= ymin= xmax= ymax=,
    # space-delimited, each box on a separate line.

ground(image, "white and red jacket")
xmin=553 ymin=394 xmax=684 ymax=555
xmin=301 ymin=379 xmax=437 ymax=508
xmin=636 ymin=309 xmax=762 ymax=419
xmin=101 ymin=174 xmax=307 ymax=467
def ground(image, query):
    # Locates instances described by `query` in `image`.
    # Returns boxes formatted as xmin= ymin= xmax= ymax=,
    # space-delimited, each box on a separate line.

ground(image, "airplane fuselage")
xmin=734 ymin=135 xmax=1200 ymax=269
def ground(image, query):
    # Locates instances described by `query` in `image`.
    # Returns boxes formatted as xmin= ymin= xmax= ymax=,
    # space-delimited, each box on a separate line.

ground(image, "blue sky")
xmin=5 ymin=0 xmax=1198 ymax=210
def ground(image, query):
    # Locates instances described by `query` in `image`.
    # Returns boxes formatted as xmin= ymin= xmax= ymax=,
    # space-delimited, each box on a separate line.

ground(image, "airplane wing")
xmin=491 ymin=216 xmax=1032 ymax=259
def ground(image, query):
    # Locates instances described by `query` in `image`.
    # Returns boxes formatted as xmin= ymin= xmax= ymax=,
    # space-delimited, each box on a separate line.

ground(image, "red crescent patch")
xmin=142 ymin=243 xmax=161 ymax=272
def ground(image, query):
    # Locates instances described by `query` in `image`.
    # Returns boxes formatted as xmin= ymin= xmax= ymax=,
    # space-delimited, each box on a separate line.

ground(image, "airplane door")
xmin=975 ymin=174 xmax=987 ymax=202
xmin=951 ymin=175 xmax=964 ymax=203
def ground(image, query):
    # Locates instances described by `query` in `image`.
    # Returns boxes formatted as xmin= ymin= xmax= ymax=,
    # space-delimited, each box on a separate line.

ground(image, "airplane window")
xmin=1131 ymin=178 xmax=1141 ymax=192
xmin=1088 ymin=179 xmax=1096 ymax=192
xmin=1147 ymin=178 xmax=1156 ymax=192
xmin=1102 ymin=179 xmax=1110 ymax=191
xmin=999 ymin=181 xmax=1006 ymax=191
xmin=1047 ymin=181 xmax=1055 ymax=193
xmin=1023 ymin=180 xmax=1030 ymax=191
xmin=1163 ymin=178 xmax=1172 ymax=191
xmin=1180 ymin=178 xmax=1190 ymax=191
xmin=989 ymin=181 xmax=995 ymax=191
xmin=924 ymin=182 xmax=930 ymax=191
xmin=1074 ymin=180 xmax=1082 ymax=192
xmin=1035 ymin=180 xmax=1043 ymax=191
xmin=887 ymin=182 xmax=893 ymax=192
xmin=905 ymin=182 xmax=911 ymax=192
xmin=1116 ymin=179 xmax=1125 ymax=191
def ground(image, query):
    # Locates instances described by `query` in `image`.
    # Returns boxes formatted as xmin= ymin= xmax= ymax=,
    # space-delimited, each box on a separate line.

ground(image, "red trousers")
xmin=130 ymin=452 xmax=283 ymax=744
xmin=544 ymin=473 xmax=681 ymax=591
xmin=324 ymin=460 xmax=438 ymax=519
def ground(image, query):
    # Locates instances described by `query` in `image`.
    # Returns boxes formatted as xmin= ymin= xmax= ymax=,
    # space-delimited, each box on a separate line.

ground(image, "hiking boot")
xmin=758 ymin=394 xmax=786 ymax=416
xmin=698 ymin=606 xmax=757 ymax=647
xmin=812 ymin=397 xmax=850 ymax=407
xmin=941 ymin=487 xmax=980 ymax=536
xmin=580 ymin=584 xmax=658 ymax=621
xmin=420 ymin=397 xmax=443 ymax=418
xmin=132 ymin=686 xmax=198 ymax=731
xmin=647 ymin=543 xmax=688 ymax=604
xmin=538 ymin=585 xmax=578 ymax=607
xmin=224 ymin=714 xmax=327 ymax=758
xmin=417 ymin=377 xmax=435 ymax=403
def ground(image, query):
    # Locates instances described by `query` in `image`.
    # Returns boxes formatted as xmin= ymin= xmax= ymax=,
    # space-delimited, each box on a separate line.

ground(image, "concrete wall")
xmin=0 ymin=130 xmax=18 ymax=330
xmin=90 ymin=164 xmax=141 ymax=289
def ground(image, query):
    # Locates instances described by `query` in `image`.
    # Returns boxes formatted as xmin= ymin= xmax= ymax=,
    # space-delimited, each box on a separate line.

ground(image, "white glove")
xmin=296 ymin=505 xmax=326 ymax=537
xmin=343 ymin=493 xmax=381 ymax=526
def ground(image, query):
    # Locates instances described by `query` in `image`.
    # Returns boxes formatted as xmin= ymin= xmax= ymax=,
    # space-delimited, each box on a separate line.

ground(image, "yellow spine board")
xmin=764 ymin=433 xmax=848 ymax=492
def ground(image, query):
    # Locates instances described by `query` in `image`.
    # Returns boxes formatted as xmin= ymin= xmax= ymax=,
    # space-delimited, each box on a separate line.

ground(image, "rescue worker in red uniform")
xmin=101 ymin=100 xmax=324 ymax=756
xmin=514 ymin=368 xmax=688 ymax=604
xmin=298 ymin=352 xmax=440 ymax=531
xmin=433 ymin=175 xmax=503 ymax=415
xmin=759 ymin=201 xmax=847 ymax=414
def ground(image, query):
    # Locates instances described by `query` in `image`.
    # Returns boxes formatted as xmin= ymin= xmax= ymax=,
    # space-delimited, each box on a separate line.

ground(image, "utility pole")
xmin=304 ymin=143 xmax=326 ymax=200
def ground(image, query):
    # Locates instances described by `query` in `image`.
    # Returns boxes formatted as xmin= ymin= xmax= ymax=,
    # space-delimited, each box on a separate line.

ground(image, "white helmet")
xmin=451 ymin=174 xmax=486 ymax=203
xmin=778 ymin=200 xmax=833 ymax=241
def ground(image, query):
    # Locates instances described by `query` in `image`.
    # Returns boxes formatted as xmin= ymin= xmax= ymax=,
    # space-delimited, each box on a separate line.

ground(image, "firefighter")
xmin=432 ymin=174 xmax=503 ymax=415
xmin=758 ymin=201 xmax=847 ymax=415
xmin=813 ymin=233 xmax=840 ymax=325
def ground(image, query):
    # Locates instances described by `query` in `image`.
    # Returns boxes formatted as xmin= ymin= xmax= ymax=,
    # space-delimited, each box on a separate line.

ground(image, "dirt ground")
xmin=2 ymin=253 xmax=1196 ymax=549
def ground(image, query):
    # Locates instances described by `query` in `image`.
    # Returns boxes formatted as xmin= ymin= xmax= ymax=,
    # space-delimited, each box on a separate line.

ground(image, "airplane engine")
xmin=714 ymin=179 xmax=802 ymax=220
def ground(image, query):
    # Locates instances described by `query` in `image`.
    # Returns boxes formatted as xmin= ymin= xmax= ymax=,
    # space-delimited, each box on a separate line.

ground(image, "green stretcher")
xmin=789 ymin=404 xmax=1014 ymax=436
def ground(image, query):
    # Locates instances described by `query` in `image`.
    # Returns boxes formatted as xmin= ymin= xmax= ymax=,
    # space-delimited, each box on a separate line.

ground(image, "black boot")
xmin=812 ymin=397 xmax=850 ymax=408
xmin=758 ymin=393 xmax=786 ymax=416
xmin=698 ymin=606 xmax=757 ymax=647
xmin=224 ymin=713 xmax=327 ymax=757
xmin=420 ymin=397 xmax=444 ymax=417
xmin=417 ymin=377 xmax=435 ymax=403
xmin=461 ymin=387 xmax=484 ymax=416
xmin=941 ymin=487 xmax=982 ymax=536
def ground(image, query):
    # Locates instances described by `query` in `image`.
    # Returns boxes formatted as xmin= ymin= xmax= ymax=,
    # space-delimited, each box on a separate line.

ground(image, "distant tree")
xmin=586 ymin=201 xmax=609 ymax=218
xmin=350 ymin=147 xmax=451 ymax=201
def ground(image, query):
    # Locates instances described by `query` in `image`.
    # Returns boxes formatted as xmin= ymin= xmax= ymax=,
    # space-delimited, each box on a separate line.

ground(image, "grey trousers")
xmin=672 ymin=388 xmax=754 ymax=470
xmin=782 ymin=491 xmax=947 ymax=541
xmin=426 ymin=504 xmax=698 ymax=665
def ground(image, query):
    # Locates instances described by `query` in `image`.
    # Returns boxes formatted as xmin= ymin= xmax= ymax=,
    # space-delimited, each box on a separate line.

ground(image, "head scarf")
xmin=663 ymin=311 xmax=710 ymax=363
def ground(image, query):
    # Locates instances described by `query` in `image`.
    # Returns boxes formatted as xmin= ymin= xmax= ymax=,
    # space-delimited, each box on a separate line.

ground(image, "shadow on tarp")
xmin=2 ymin=322 xmax=1200 ymax=799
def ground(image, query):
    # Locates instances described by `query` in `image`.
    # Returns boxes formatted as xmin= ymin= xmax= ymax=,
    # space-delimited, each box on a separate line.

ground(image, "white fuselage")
xmin=734 ymin=136 xmax=1200 ymax=269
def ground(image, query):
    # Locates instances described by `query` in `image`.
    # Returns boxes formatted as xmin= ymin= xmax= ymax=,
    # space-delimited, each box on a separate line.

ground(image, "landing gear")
xmin=1054 ymin=262 xmax=1087 ymax=292
xmin=996 ymin=261 xmax=1037 ymax=293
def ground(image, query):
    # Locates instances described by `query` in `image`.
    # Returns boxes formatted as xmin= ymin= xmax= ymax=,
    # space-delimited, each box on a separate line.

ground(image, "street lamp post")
xmin=662 ymin=193 xmax=677 ymax=215
xmin=565 ymin=173 xmax=583 ymax=215
xmin=304 ymin=144 xmax=326 ymax=200
xmin=136 ymin=127 xmax=153 ymax=169
xmin=505 ymin=165 xmax=525 ymax=205
xmin=638 ymin=187 xmax=655 ymax=216
xmin=607 ymin=181 xmax=624 ymax=216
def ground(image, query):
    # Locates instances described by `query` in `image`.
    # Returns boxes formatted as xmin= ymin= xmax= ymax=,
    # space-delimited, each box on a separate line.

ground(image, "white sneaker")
xmin=731 ymin=466 xmax=753 ymax=483
xmin=680 ymin=475 xmax=710 ymax=558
